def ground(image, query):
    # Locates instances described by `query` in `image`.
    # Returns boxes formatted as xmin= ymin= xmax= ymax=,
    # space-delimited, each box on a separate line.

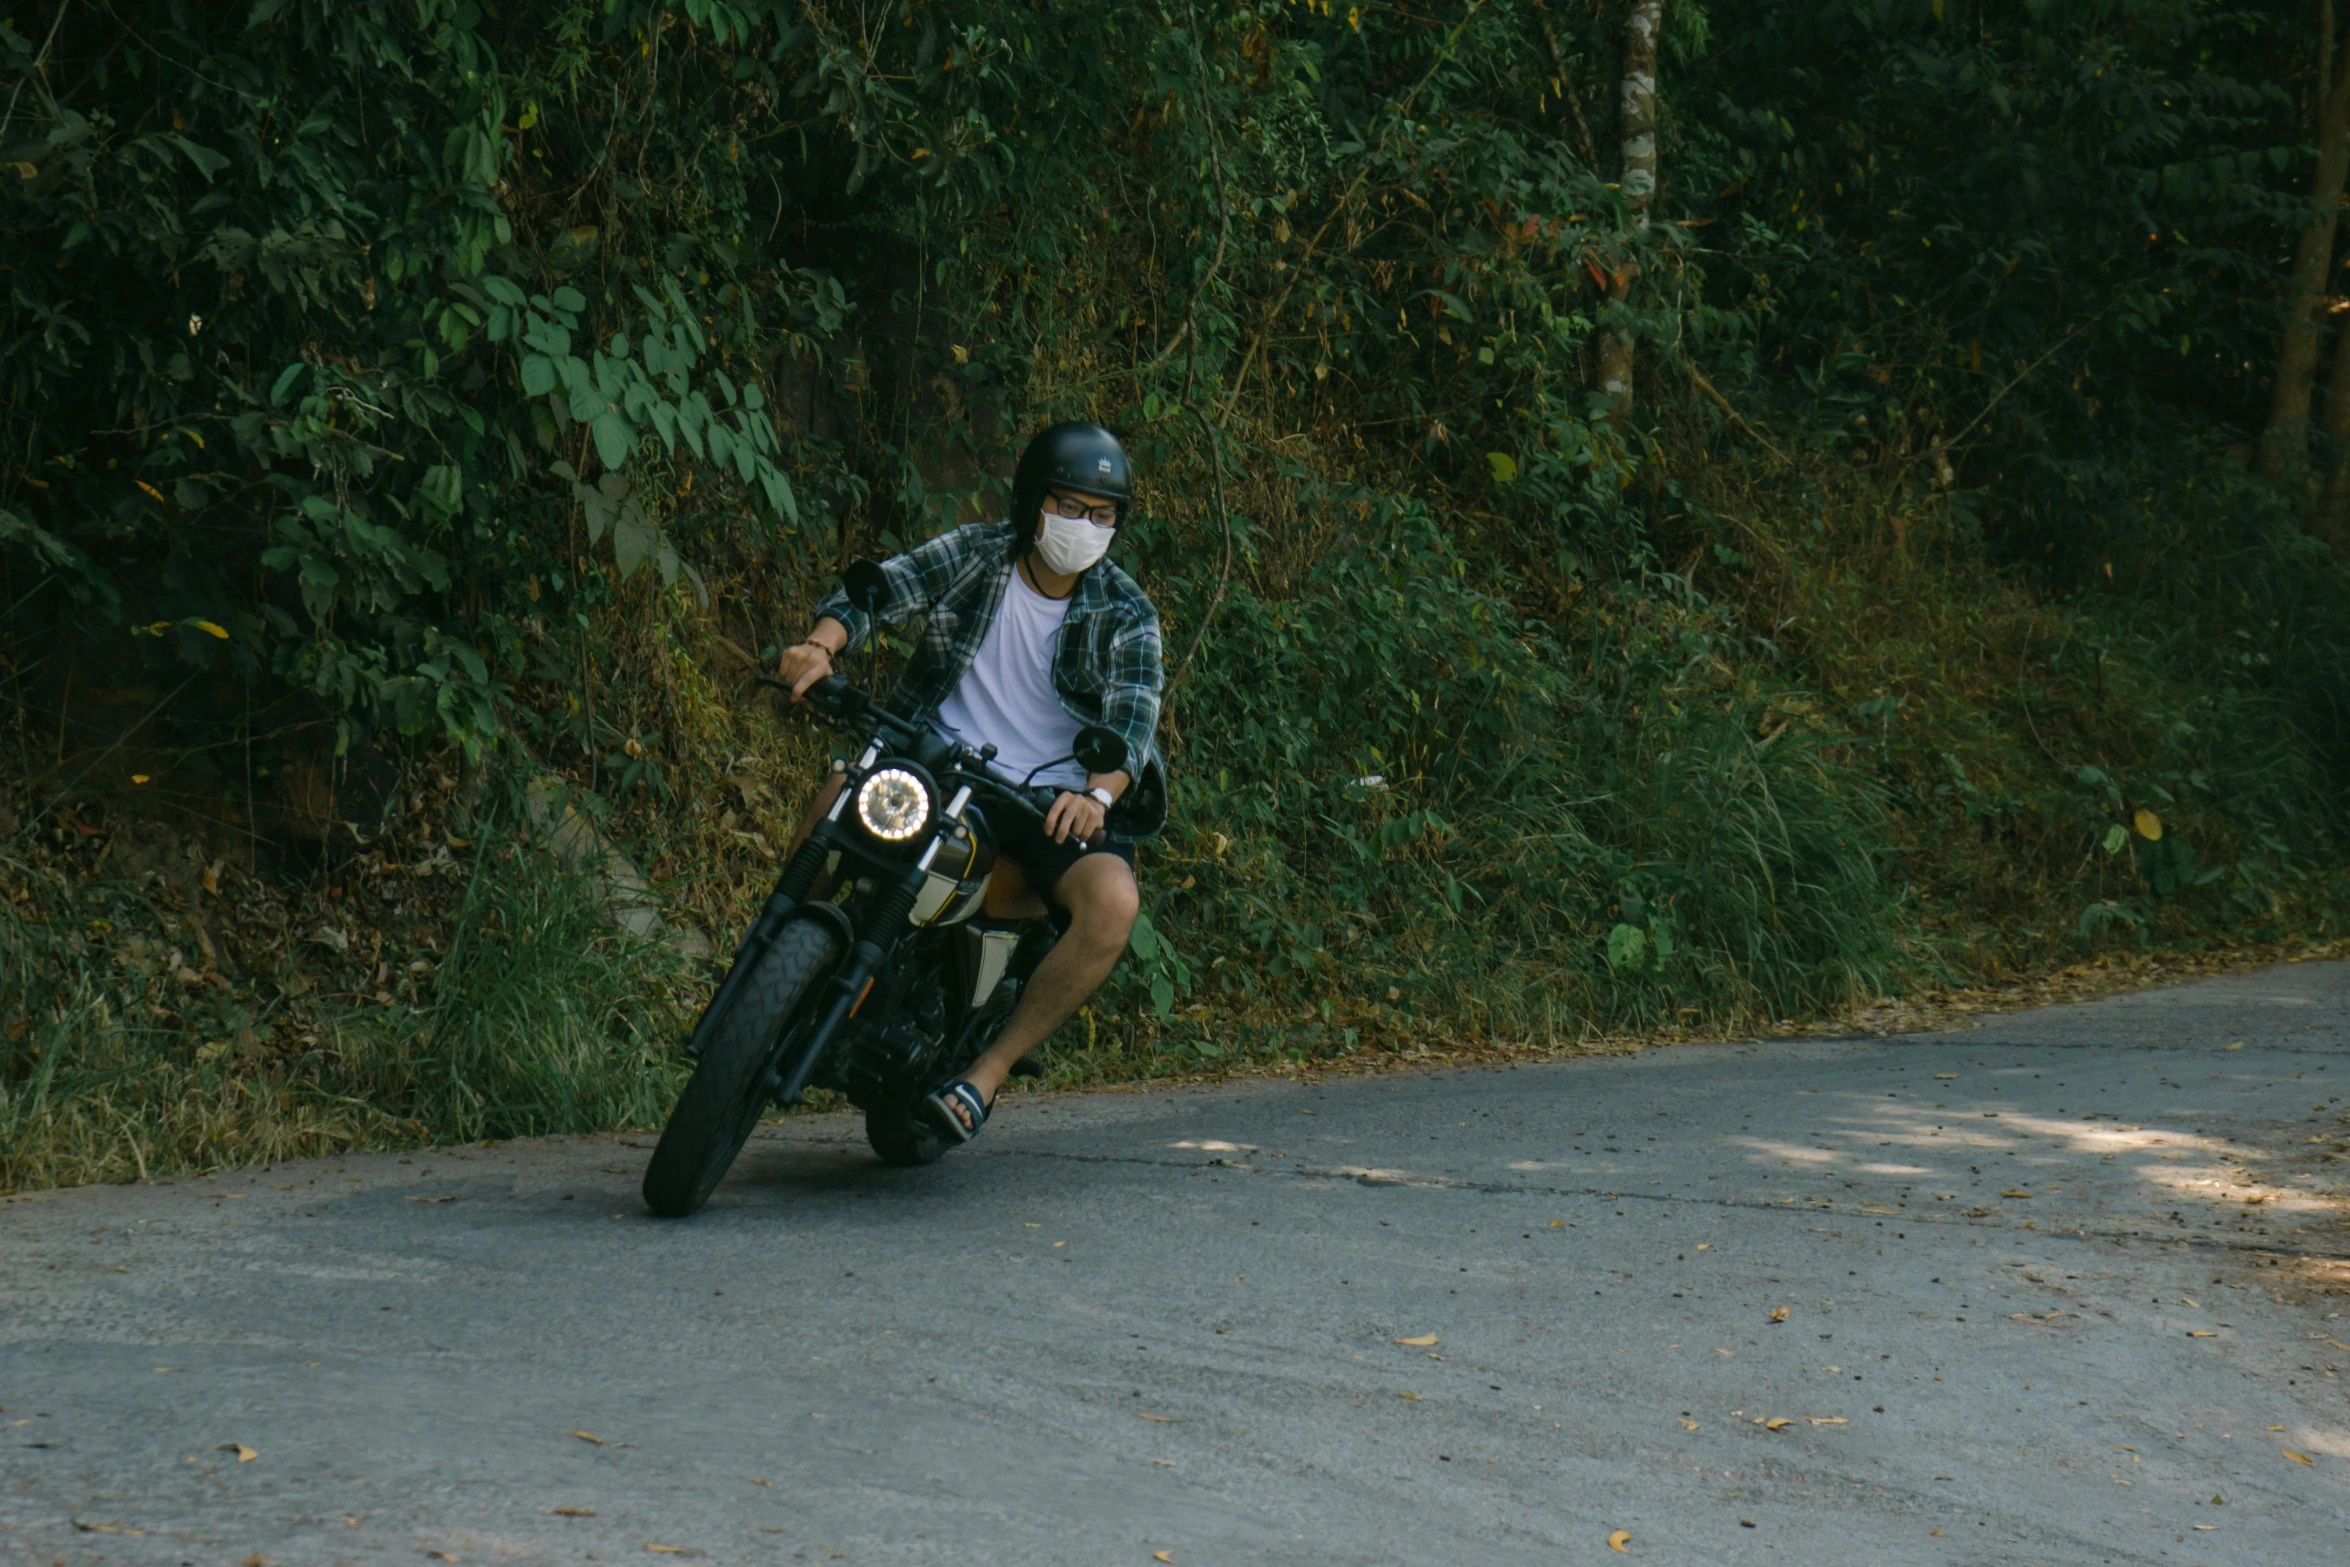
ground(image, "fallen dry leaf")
xmin=1767 ymin=1307 xmax=1789 ymax=1323
xmin=72 ymin=1521 xmax=140 ymax=1535
xmin=553 ymin=1508 xmax=596 ymax=1517
xmin=1397 ymin=1391 xmax=1421 ymax=1400
xmin=1999 ymin=1190 xmax=2032 ymax=1199
xmin=1933 ymin=1073 xmax=1959 ymax=1080
xmin=1858 ymin=1206 xmax=1899 ymax=1215
xmin=568 ymin=1430 xmax=603 ymax=1444
xmin=2187 ymin=1330 xmax=2219 ymax=1338
xmin=407 ymin=1195 xmax=456 ymax=1204
xmin=1550 ymin=1219 xmax=1566 ymax=1228
xmin=2283 ymin=1448 xmax=2315 ymax=1465
xmin=1804 ymin=1416 xmax=1847 ymax=1426
xmin=1695 ymin=1243 xmax=1709 ymax=1251
xmin=219 ymin=1444 xmax=258 ymax=1462
xmin=1137 ymin=1412 xmax=1177 ymax=1422
xmin=1763 ymin=1417 xmax=1793 ymax=1431
xmin=1678 ymin=1419 xmax=1699 ymax=1431
xmin=1154 ymin=1554 xmax=1175 ymax=1564
xmin=1607 ymin=1529 xmax=1633 ymax=1552
xmin=1394 ymin=1334 xmax=1439 ymax=1347
xmin=1715 ymin=1347 xmax=1734 ymax=1356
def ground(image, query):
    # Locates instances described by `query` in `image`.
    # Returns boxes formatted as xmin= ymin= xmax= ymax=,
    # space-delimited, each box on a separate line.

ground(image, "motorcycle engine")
xmin=839 ymin=964 xmax=946 ymax=1108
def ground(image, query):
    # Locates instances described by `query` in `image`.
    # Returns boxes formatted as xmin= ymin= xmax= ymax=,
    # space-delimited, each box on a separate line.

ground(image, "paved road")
xmin=5 ymin=964 xmax=2349 ymax=1566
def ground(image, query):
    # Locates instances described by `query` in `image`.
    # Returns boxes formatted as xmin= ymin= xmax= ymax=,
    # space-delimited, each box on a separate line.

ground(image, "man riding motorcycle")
xmin=772 ymin=421 xmax=1165 ymax=1146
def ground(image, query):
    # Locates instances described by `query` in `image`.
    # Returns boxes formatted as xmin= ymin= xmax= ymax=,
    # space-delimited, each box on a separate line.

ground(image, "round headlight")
xmin=855 ymin=768 xmax=932 ymax=842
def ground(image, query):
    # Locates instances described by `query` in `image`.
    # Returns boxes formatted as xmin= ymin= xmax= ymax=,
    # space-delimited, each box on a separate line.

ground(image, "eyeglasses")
xmin=1043 ymin=493 xmax=1119 ymax=528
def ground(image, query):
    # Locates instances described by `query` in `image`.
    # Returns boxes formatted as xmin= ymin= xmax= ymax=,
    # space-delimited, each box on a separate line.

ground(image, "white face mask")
xmin=1034 ymin=505 xmax=1115 ymax=575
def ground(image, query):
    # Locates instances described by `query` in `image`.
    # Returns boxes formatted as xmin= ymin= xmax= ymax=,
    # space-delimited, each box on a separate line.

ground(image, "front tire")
xmin=643 ymin=918 xmax=841 ymax=1217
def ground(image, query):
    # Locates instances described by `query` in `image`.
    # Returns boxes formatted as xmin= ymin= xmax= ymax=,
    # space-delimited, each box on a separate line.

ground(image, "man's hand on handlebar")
xmin=776 ymin=640 xmax=835 ymax=701
xmin=1042 ymin=789 xmax=1107 ymax=846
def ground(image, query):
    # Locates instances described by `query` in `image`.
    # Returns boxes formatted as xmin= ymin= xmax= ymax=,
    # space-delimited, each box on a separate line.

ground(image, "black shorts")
xmin=993 ymin=807 xmax=1134 ymax=909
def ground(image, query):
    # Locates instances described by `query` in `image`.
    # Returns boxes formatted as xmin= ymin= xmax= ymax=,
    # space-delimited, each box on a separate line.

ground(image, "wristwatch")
xmin=1084 ymin=786 xmax=1116 ymax=810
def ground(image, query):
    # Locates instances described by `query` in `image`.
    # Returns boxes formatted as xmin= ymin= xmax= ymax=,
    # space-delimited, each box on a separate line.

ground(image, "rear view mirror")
xmin=844 ymin=558 xmax=890 ymax=616
xmin=1073 ymin=725 xmax=1128 ymax=778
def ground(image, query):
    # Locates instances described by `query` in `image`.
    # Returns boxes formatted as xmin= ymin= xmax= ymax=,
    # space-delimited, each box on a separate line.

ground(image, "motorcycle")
xmin=641 ymin=561 xmax=1129 ymax=1218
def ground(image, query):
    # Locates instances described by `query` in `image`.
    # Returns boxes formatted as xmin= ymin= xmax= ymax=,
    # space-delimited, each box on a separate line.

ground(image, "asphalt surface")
xmin=5 ymin=963 xmax=2350 ymax=1566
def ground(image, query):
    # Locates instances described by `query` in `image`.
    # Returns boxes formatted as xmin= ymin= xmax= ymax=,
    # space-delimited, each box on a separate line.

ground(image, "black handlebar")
xmin=754 ymin=671 xmax=1058 ymax=829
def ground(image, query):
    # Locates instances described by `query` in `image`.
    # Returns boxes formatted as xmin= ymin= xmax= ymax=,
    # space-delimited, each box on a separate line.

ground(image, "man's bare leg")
xmin=957 ymin=853 xmax=1138 ymax=1105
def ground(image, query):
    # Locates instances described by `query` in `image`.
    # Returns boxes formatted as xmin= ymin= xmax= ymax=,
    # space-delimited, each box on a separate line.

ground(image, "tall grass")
xmin=1108 ymin=487 xmax=1899 ymax=1055
xmin=0 ymin=834 xmax=686 ymax=1191
xmin=1660 ymin=431 xmax=2350 ymax=964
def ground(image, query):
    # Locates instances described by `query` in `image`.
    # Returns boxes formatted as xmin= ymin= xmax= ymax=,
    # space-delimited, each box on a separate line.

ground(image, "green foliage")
xmin=0 ymin=831 xmax=685 ymax=1189
xmin=1679 ymin=1 xmax=2305 ymax=549
xmin=1145 ymin=488 xmax=1892 ymax=1035
xmin=3 ymin=0 xmax=2348 ymax=1194
xmin=0 ymin=0 xmax=830 ymax=763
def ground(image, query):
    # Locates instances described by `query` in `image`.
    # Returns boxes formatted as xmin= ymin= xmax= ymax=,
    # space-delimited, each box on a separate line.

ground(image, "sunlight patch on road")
xmin=1854 ymin=1125 xmax=2009 ymax=1151
xmin=1730 ymin=1140 xmax=1839 ymax=1164
xmin=2283 ymin=1424 xmax=2350 ymax=1459
xmin=1327 ymin=1166 xmax=1442 ymax=1188
xmin=1801 ymin=1101 xmax=2350 ymax=1221
xmin=1989 ymin=1112 xmax=2345 ymax=1217
xmin=1986 ymin=1115 xmax=2199 ymax=1155
xmin=1718 ymin=1098 xmax=2347 ymax=1225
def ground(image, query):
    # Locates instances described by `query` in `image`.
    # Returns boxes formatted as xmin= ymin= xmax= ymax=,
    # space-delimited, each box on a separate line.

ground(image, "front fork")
xmin=767 ymin=863 xmax=927 ymax=1104
xmin=681 ymin=822 xmax=930 ymax=1110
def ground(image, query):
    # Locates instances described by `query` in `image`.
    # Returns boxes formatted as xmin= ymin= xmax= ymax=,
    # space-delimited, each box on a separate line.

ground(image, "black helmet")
xmin=1009 ymin=422 xmax=1132 ymax=553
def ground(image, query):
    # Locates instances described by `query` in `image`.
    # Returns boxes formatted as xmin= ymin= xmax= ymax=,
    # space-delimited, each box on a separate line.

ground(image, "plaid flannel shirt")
xmin=814 ymin=519 xmax=1166 ymax=838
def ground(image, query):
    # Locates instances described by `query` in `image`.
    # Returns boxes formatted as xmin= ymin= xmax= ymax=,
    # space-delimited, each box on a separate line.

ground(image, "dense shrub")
xmin=4 ymin=2 xmax=2345 ymax=1186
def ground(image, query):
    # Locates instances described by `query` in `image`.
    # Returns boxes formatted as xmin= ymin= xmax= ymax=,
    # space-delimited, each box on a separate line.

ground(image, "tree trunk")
xmin=1595 ymin=0 xmax=1661 ymax=418
xmin=2321 ymin=300 xmax=2350 ymax=537
xmin=2261 ymin=0 xmax=2350 ymax=486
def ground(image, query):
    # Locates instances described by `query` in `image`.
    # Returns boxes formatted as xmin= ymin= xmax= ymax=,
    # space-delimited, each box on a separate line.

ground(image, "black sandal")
xmin=917 ymin=1081 xmax=991 ymax=1144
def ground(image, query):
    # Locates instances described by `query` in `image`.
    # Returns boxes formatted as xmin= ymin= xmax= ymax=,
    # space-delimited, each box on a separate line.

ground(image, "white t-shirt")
xmin=933 ymin=566 xmax=1087 ymax=791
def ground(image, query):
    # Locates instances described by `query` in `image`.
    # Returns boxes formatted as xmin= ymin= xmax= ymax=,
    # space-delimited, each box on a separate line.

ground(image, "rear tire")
xmin=864 ymin=1102 xmax=948 ymax=1167
xmin=643 ymin=918 xmax=841 ymax=1217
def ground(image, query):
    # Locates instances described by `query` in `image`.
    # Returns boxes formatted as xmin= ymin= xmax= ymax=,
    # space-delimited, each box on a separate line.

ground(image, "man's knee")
xmin=1063 ymin=857 xmax=1139 ymax=950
